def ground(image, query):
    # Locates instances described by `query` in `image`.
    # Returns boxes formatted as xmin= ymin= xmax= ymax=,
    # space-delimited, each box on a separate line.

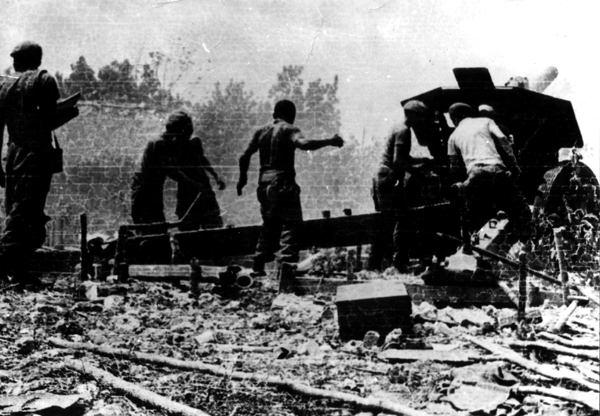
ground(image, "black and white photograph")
xmin=0 ymin=1 xmax=599 ymax=415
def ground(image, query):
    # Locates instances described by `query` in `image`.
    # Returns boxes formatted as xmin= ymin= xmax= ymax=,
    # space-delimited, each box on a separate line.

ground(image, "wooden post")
xmin=80 ymin=214 xmax=88 ymax=282
xmin=553 ymin=228 xmax=570 ymax=305
xmin=114 ymin=225 xmax=130 ymax=283
xmin=551 ymin=300 xmax=579 ymax=333
xmin=518 ymin=252 xmax=528 ymax=322
xmin=343 ymin=208 xmax=362 ymax=272
xmin=452 ymin=183 xmax=471 ymax=254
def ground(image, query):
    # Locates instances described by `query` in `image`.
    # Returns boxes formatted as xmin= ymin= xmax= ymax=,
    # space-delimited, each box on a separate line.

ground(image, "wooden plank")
xmin=131 ymin=203 xmax=456 ymax=263
xmin=379 ymin=349 xmax=481 ymax=364
xmin=127 ymin=264 xmax=220 ymax=284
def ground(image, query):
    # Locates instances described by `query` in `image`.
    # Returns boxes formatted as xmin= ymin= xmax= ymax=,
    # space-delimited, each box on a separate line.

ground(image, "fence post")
xmin=553 ymin=228 xmax=570 ymax=306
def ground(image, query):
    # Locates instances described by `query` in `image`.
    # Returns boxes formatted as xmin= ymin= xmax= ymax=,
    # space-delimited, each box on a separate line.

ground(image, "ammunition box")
xmin=335 ymin=281 xmax=412 ymax=342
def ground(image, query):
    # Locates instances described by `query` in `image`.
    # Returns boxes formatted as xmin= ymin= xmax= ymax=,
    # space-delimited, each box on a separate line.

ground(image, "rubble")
xmin=1 ymin=252 xmax=598 ymax=415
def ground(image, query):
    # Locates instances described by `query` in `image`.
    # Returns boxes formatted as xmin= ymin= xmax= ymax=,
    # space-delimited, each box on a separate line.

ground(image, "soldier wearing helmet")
xmin=131 ymin=111 xmax=213 ymax=227
xmin=0 ymin=41 xmax=76 ymax=287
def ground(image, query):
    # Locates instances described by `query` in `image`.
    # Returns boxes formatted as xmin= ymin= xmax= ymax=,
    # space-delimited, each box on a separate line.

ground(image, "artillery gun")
xmin=403 ymin=67 xmax=598 ymax=218
xmin=116 ymin=67 xmax=599 ymax=272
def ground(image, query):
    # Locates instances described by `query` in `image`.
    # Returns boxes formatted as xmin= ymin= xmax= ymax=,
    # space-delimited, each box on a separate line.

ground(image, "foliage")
xmin=56 ymin=52 xmax=192 ymax=109
xmin=532 ymin=210 xmax=600 ymax=286
xmin=40 ymin=55 xmax=379 ymax=246
xmin=61 ymin=56 xmax=99 ymax=100
xmin=268 ymin=65 xmax=341 ymax=138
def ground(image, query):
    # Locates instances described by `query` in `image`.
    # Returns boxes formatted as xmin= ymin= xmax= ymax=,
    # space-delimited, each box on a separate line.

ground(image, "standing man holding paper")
xmin=0 ymin=41 xmax=78 ymax=287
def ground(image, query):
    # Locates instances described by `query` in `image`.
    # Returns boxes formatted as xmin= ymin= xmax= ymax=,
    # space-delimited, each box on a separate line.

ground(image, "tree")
xmin=193 ymin=80 xmax=270 ymax=164
xmin=64 ymin=56 xmax=98 ymax=100
xmin=138 ymin=63 xmax=162 ymax=105
xmin=97 ymin=59 xmax=138 ymax=103
xmin=268 ymin=65 xmax=341 ymax=138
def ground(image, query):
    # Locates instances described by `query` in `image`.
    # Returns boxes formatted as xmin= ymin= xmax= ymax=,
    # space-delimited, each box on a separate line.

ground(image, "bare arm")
xmin=489 ymin=120 xmax=520 ymax=175
xmin=448 ymin=138 xmax=467 ymax=184
xmin=294 ymin=134 xmax=344 ymax=151
xmin=237 ymin=131 xmax=260 ymax=196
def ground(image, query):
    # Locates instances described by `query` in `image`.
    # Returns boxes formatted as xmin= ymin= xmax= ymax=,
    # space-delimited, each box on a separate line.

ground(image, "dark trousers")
xmin=1 ymin=143 xmax=53 ymax=274
xmin=462 ymin=164 xmax=532 ymax=240
xmin=130 ymin=178 xmax=171 ymax=264
xmin=176 ymin=188 xmax=223 ymax=231
xmin=131 ymin=175 xmax=165 ymax=225
xmin=254 ymin=178 xmax=303 ymax=267
xmin=368 ymin=176 xmax=409 ymax=270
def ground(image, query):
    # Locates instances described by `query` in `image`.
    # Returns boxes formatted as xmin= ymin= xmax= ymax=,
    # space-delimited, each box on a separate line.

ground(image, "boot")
xmin=250 ymin=259 xmax=267 ymax=278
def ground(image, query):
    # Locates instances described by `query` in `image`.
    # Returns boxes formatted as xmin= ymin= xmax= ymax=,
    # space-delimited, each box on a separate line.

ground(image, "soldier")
xmin=236 ymin=99 xmax=344 ymax=280
xmin=175 ymin=127 xmax=226 ymax=232
xmin=131 ymin=111 xmax=209 ymax=226
xmin=0 ymin=41 xmax=77 ymax=286
xmin=368 ymin=100 xmax=446 ymax=271
xmin=447 ymin=102 xmax=533 ymax=246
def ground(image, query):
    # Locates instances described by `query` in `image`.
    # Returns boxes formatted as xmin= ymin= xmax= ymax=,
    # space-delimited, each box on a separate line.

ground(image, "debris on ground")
xmin=1 ymin=250 xmax=598 ymax=416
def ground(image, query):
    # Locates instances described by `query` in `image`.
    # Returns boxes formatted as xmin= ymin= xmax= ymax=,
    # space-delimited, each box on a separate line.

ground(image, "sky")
xmin=1 ymin=0 xmax=599 ymax=174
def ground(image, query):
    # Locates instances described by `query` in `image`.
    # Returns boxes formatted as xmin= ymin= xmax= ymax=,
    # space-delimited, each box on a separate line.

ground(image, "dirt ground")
xmin=0 ymin=265 xmax=598 ymax=416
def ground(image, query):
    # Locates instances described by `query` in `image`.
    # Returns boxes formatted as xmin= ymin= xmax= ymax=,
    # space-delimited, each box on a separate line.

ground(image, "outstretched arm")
xmin=295 ymin=133 xmax=344 ymax=151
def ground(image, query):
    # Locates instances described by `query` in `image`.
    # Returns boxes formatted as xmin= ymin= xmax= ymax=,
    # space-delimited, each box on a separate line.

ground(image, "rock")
xmin=76 ymin=382 xmax=99 ymax=400
xmin=36 ymin=304 xmax=64 ymax=314
xmin=15 ymin=337 xmax=38 ymax=355
xmin=363 ymin=331 xmax=380 ymax=349
xmin=86 ymin=403 xmax=123 ymax=416
xmin=250 ymin=313 xmax=270 ymax=329
xmin=0 ymin=393 xmax=84 ymax=414
xmin=194 ymin=330 xmax=215 ymax=345
xmin=439 ymin=307 xmax=495 ymax=327
xmin=72 ymin=302 xmax=103 ymax=313
xmin=170 ymin=320 xmax=195 ymax=333
xmin=297 ymin=339 xmax=321 ymax=356
xmin=223 ymin=301 xmax=241 ymax=311
xmin=56 ymin=320 xmax=85 ymax=336
xmin=384 ymin=328 xmax=403 ymax=345
xmin=80 ymin=281 xmax=99 ymax=301
xmin=321 ymin=306 xmax=335 ymax=320
xmin=411 ymin=301 xmax=437 ymax=322
xmin=102 ymin=295 xmax=123 ymax=310
xmin=110 ymin=314 xmax=141 ymax=332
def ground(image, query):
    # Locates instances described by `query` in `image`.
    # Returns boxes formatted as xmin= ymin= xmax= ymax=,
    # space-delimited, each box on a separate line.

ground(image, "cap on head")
xmin=449 ymin=102 xmax=473 ymax=123
xmin=403 ymin=100 xmax=430 ymax=117
xmin=478 ymin=104 xmax=496 ymax=118
xmin=10 ymin=41 xmax=43 ymax=69
xmin=273 ymin=99 xmax=296 ymax=123
xmin=165 ymin=111 xmax=193 ymax=136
